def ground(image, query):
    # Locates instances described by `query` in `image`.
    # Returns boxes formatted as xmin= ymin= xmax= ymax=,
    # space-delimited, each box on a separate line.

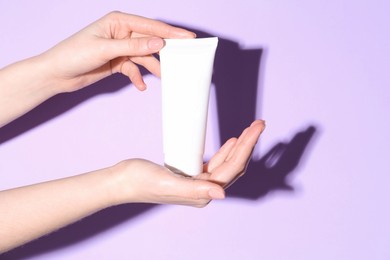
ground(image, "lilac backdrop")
xmin=1 ymin=1 xmax=389 ymax=259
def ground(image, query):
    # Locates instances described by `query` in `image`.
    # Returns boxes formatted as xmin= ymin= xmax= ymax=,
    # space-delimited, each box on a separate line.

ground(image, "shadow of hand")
xmin=227 ymin=125 xmax=317 ymax=200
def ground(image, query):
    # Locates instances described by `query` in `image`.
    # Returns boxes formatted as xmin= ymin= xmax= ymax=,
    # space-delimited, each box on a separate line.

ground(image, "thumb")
xmin=180 ymin=179 xmax=226 ymax=201
xmin=102 ymin=37 xmax=165 ymax=59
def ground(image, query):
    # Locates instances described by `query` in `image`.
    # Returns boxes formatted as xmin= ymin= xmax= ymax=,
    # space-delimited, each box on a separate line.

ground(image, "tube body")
xmin=160 ymin=37 xmax=218 ymax=176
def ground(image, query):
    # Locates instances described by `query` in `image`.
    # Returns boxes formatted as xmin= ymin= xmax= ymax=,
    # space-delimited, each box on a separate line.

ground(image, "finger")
xmin=226 ymin=120 xmax=265 ymax=161
xmin=159 ymin=177 xmax=225 ymax=207
xmin=194 ymin=172 xmax=211 ymax=181
xmin=227 ymin=120 xmax=265 ymax=167
xmin=209 ymin=163 xmax=241 ymax=188
xmin=205 ymin=138 xmax=237 ymax=173
xmin=209 ymin=120 xmax=265 ymax=187
xmin=104 ymin=11 xmax=196 ymax=39
xmin=102 ymin=37 xmax=165 ymax=61
xmin=130 ymin=55 xmax=161 ymax=77
xmin=119 ymin=59 xmax=146 ymax=91
xmin=224 ymin=128 xmax=249 ymax=162
xmin=184 ymin=179 xmax=225 ymax=201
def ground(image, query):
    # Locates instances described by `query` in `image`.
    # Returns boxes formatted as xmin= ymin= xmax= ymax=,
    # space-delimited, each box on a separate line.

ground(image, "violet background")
xmin=1 ymin=1 xmax=389 ymax=259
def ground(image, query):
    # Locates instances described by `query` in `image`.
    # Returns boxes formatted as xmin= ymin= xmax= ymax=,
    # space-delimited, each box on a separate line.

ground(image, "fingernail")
xmin=148 ymin=37 xmax=165 ymax=50
xmin=208 ymin=188 xmax=225 ymax=199
xmin=174 ymin=30 xmax=196 ymax=38
xmin=252 ymin=119 xmax=266 ymax=126
xmin=137 ymin=83 xmax=147 ymax=91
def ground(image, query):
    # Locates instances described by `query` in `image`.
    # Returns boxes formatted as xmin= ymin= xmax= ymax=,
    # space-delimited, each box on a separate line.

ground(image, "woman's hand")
xmin=40 ymin=11 xmax=195 ymax=93
xmin=0 ymin=12 xmax=195 ymax=127
xmin=110 ymin=120 xmax=266 ymax=207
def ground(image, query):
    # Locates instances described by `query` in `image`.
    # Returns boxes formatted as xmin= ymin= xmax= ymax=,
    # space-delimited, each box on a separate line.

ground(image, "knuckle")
xmin=231 ymin=160 xmax=246 ymax=174
xmin=107 ymin=10 xmax=122 ymax=18
xmin=191 ymin=192 xmax=202 ymax=201
xmin=128 ymin=38 xmax=145 ymax=54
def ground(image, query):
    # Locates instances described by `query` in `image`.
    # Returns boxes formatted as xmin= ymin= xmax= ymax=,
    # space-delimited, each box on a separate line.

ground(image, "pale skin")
xmin=0 ymin=12 xmax=266 ymax=253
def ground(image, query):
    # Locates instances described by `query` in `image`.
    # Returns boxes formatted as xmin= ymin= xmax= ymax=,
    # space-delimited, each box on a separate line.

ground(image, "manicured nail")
xmin=174 ymin=29 xmax=196 ymax=38
xmin=148 ymin=37 xmax=165 ymax=50
xmin=208 ymin=188 xmax=225 ymax=199
xmin=251 ymin=119 xmax=266 ymax=126
xmin=139 ymin=83 xmax=147 ymax=91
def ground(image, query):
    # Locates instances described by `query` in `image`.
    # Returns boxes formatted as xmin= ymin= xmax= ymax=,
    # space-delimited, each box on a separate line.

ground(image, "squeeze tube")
xmin=160 ymin=37 xmax=218 ymax=176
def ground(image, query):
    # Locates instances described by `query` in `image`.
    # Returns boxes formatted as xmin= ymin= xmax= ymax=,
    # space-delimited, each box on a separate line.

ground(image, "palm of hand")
xmin=116 ymin=120 xmax=265 ymax=207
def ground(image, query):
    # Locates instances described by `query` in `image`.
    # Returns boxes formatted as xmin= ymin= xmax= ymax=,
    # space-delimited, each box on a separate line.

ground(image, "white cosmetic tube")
xmin=160 ymin=37 xmax=218 ymax=176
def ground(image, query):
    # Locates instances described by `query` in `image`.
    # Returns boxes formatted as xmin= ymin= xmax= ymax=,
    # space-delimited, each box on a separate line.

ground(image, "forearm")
xmin=0 ymin=166 xmax=116 ymax=253
xmin=0 ymin=55 xmax=60 ymax=127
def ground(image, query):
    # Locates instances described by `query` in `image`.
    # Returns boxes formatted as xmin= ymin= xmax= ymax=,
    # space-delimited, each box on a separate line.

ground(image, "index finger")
xmin=104 ymin=11 xmax=196 ymax=39
xmin=227 ymin=120 xmax=265 ymax=166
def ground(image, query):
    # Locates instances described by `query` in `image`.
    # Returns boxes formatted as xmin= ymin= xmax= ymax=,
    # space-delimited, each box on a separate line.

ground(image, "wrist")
xmin=103 ymin=160 xmax=138 ymax=206
xmin=105 ymin=159 xmax=156 ymax=206
xmin=32 ymin=53 xmax=65 ymax=96
xmin=0 ymin=55 xmax=63 ymax=127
